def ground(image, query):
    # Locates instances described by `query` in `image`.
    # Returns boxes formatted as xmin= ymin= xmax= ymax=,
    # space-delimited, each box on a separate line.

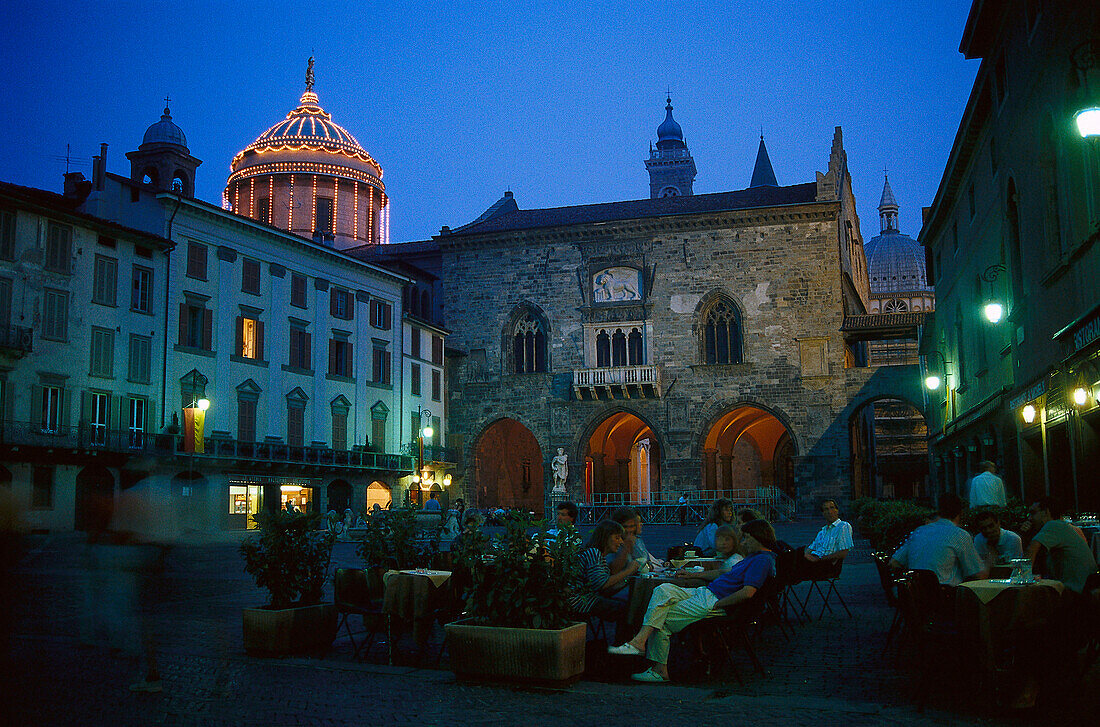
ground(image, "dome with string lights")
xmin=226 ymin=59 xmax=388 ymax=247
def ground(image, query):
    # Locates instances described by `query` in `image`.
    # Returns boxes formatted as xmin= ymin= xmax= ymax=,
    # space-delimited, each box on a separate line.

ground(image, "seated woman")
xmin=569 ymin=520 xmax=639 ymax=623
xmin=675 ymin=524 xmax=742 ymax=581
xmin=609 ymin=519 xmax=778 ymax=683
xmin=692 ymin=498 xmax=735 ymax=555
xmin=609 ymin=507 xmax=663 ymax=575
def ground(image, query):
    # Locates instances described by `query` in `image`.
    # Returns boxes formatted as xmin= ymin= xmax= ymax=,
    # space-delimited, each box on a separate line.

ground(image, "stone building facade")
xmin=440 ymin=126 xmax=873 ymax=513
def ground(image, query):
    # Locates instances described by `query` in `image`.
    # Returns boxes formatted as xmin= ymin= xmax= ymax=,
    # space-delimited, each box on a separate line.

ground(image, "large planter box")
xmin=242 ymin=603 xmax=337 ymax=656
xmin=445 ymin=619 xmax=586 ymax=685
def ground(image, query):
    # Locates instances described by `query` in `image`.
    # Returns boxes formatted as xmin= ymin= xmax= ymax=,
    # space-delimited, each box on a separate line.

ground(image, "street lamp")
xmin=1071 ymin=38 xmax=1100 ymax=138
xmin=1021 ymin=404 xmax=1037 ymax=424
xmin=981 ymin=264 xmax=1006 ymax=323
xmin=922 ymin=350 xmax=951 ymax=391
xmin=414 ymin=405 xmax=433 ymax=505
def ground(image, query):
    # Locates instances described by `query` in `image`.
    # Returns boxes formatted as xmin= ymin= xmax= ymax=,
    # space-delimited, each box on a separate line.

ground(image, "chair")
xmin=895 ymin=572 xmax=964 ymax=710
xmin=767 ymin=548 xmax=802 ymax=634
xmin=333 ymin=567 xmax=387 ymax=660
xmin=682 ymin=582 xmax=771 ymax=683
xmin=796 ymin=557 xmax=851 ymax=620
xmin=872 ymin=552 xmax=903 ymax=652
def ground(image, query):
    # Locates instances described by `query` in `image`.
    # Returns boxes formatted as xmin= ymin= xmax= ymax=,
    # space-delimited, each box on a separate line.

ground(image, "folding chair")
xmin=684 ymin=587 xmax=769 ymax=683
xmin=333 ymin=567 xmax=388 ymax=660
xmin=873 ymin=553 xmax=903 ymax=652
xmin=796 ymin=557 xmax=851 ymax=620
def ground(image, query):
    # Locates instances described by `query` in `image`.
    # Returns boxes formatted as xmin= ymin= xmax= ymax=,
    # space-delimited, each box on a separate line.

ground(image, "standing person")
xmin=693 ymin=498 xmax=734 ymax=555
xmin=677 ymin=493 xmax=689 ymax=527
xmin=889 ymin=494 xmax=986 ymax=586
xmin=797 ymin=499 xmax=853 ymax=580
xmin=423 ymin=491 xmax=442 ymax=512
xmin=968 ymin=461 xmax=1006 ymax=508
xmin=608 ymin=519 xmax=778 ymax=683
xmin=1024 ymin=497 xmax=1096 ymax=593
xmin=972 ymin=510 xmax=1023 ymax=571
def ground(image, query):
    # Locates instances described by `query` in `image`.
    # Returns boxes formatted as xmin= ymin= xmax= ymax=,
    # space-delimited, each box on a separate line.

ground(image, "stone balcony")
xmin=572 ymin=364 xmax=663 ymax=400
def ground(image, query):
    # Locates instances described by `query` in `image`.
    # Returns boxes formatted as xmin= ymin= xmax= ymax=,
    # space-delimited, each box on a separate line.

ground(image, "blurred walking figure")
xmin=0 ymin=486 xmax=26 ymax=661
xmin=108 ymin=456 xmax=179 ymax=693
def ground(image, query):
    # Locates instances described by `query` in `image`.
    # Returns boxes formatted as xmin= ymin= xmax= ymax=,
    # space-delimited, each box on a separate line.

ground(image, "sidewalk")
xmin=8 ymin=524 xmax=1095 ymax=725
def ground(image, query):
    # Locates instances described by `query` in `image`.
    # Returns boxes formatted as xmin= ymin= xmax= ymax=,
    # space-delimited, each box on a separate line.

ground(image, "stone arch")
xmin=74 ymin=465 xmax=115 ymax=532
xmin=698 ymin=402 xmax=796 ymax=497
xmin=697 ymin=398 xmax=801 ymax=459
xmin=472 ymin=417 xmax=544 ymax=513
xmin=141 ymin=166 xmax=159 ymax=187
xmin=366 ymin=480 xmax=391 ymax=510
xmin=576 ymin=407 xmax=664 ymax=505
xmin=847 ymin=394 xmax=929 ymax=500
xmin=502 ymin=302 xmax=550 ymax=374
xmin=327 ymin=479 xmax=352 ymax=513
xmin=171 ymin=169 xmax=191 ymax=196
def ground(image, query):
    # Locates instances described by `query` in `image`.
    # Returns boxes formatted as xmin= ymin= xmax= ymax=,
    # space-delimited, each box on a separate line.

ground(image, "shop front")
xmin=227 ymin=474 xmax=319 ymax=529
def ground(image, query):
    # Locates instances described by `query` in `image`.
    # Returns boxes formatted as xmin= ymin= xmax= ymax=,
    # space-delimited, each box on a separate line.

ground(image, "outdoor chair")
xmin=872 ymin=552 xmax=903 ymax=652
xmin=773 ymin=547 xmax=805 ymax=628
xmin=795 ymin=556 xmax=851 ymax=621
xmin=333 ymin=567 xmax=388 ymax=660
xmin=894 ymin=572 xmax=964 ymax=710
xmin=681 ymin=582 xmax=770 ymax=683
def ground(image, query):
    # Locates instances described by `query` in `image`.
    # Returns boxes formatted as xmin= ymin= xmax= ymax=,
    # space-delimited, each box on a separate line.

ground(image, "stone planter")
xmin=444 ymin=619 xmax=586 ymax=685
xmin=242 ymin=603 xmax=337 ymax=656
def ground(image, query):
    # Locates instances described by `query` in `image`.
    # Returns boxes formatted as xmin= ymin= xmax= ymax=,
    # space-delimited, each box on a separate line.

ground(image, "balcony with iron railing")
xmin=0 ymin=420 xmax=416 ymax=473
xmin=401 ymin=440 xmax=458 ymax=464
xmin=0 ymin=324 xmax=33 ymax=356
xmin=573 ymin=364 xmax=662 ymax=400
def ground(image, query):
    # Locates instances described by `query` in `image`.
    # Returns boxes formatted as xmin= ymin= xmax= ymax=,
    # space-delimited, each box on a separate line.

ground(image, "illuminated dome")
xmin=226 ymin=59 xmax=388 ymax=248
xmin=864 ymin=174 xmax=934 ymax=315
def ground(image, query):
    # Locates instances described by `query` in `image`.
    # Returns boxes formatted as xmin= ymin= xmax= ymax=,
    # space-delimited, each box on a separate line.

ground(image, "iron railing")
xmin=401 ymin=441 xmax=458 ymax=463
xmin=0 ymin=420 xmax=415 ymax=472
xmin=574 ymin=487 xmax=797 ymax=525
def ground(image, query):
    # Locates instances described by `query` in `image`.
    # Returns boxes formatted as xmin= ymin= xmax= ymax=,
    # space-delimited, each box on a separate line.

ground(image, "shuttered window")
xmin=242 ymin=258 xmax=261 ymax=295
xmin=92 ymin=255 xmax=117 ymax=305
xmin=45 ymin=223 xmax=71 ymax=273
xmin=43 ymin=289 xmax=69 ymax=341
xmin=0 ymin=209 xmax=14 ymax=260
xmin=131 ymin=266 xmax=152 ymax=313
xmin=89 ymin=327 xmax=114 ymax=377
xmin=128 ymin=334 xmax=152 ymax=383
xmin=186 ymin=242 xmax=207 ymax=280
xmin=238 ymin=399 xmax=256 ymax=444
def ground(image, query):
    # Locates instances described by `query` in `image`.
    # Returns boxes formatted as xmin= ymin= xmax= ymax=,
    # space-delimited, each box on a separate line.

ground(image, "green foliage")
xmin=960 ymin=499 xmax=1029 ymax=536
xmin=854 ymin=499 xmax=934 ymax=552
xmin=356 ymin=507 xmax=440 ymax=570
xmin=240 ymin=510 xmax=334 ymax=609
xmin=454 ymin=511 xmax=582 ymax=630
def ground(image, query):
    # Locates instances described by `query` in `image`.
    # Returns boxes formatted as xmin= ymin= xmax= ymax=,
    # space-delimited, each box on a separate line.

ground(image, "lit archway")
xmin=367 ymin=481 xmax=391 ymax=511
xmin=584 ymin=411 xmax=660 ymax=504
xmin=849 ymin=397 xmax=929 ymax=499
xmin=473 ymin=418 xmax=543 ymax=513
xmin=701 ymin=406 xmax=794 ymax=496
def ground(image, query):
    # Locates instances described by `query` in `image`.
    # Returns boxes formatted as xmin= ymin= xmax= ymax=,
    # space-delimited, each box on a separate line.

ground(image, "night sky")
xmin=0 ymin=1 xmax=977 ymax=244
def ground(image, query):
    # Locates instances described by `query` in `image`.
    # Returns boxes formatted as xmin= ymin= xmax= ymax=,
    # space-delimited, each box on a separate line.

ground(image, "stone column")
xmin=703 ymin=449 xmax=717 ymax=493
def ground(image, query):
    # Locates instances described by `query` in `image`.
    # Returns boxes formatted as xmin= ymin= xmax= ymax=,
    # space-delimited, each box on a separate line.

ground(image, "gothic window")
xmin=512 ymin=313 xmax=547 ymax=373
xmin=703 ymin=299 xmax=743 ymax=365
xmin=596 ymin=331 xmax=610 ymax=367
xmin=882 ymin=298 xmax=909 ymax=314
xmin=611 ymin=329 xmax=627 ymax=366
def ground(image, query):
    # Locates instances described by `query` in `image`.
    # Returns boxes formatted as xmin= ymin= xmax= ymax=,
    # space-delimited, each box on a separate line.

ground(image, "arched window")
xmin=704 ymin=299 xmax=743 ymax=365
xmin=596 ymin=330 xmax=610 ymax=367
xmin=512 ymin=313 xmax=547 ymax=373
xmin=611 ymin=329 xmax=627 ymax=366
xmin=628 ymin=328 xmax=644 ymax=365
xmin=882 ymin=298 xmax=909 ymax=314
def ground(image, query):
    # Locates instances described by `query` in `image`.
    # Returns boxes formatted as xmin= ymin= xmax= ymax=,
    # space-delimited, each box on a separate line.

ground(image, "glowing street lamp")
xmin=1073 ymin=387 xmax=1089 ymax=406
xmin=922 ymin=350 xmax=950 ymax=391
xmin=983 ymin=302 xmax=1004 ymax=324
xmin=1021 ymin=405 xmax=1037 ymax=424
xmin=1076 ymin=107 xmax=1100 ymax=138
xmin=925 ymin=373 xmax=942 ymax=391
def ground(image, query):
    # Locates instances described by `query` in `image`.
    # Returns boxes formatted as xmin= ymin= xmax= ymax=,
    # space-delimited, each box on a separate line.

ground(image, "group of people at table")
xmin=561 ymin=497 xmax=853 ymax=683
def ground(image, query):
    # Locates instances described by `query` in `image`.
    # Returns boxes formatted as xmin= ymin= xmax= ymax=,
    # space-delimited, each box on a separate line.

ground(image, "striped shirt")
xmin=808 ymin=519 xmax=854 ymax=559
xmin=570 ymin=547 xmax=610 ymax=613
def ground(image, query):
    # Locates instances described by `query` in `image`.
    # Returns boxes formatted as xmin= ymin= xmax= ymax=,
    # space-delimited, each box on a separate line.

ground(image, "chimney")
xmin=93 ymin=143 xmax=108 ymax=191
xmin=63 ymin=172 xmax=92 ymax=202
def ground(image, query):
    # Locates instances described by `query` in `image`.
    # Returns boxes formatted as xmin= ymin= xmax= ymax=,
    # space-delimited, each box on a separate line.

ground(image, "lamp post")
xmin=922 ymin=349 xmax=951 ymax=391
xmin=413 ymin=405 xmax=433 ymax=506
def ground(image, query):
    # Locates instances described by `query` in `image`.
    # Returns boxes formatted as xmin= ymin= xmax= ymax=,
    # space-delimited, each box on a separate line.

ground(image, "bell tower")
xmin=126 ymin=101 xmax=202 ymax=198
xmin=645 ymin=96 xmax=696 ymax=198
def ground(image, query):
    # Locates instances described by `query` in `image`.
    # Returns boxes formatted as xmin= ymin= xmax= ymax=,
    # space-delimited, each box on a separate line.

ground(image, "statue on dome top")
xmin=305 ymin=56 xmax=315 ymax=92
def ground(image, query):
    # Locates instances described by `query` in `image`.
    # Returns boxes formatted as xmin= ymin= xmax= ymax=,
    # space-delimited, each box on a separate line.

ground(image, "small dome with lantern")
xmin=863 ymin=174 xmax=934 ymax=314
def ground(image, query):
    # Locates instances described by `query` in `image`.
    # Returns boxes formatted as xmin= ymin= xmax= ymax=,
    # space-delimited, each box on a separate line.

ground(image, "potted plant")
xmin=239 ymin=510 xmax=336 ymax=655
xmin=357 ymin=506 xmax=441 ymax=571
xmin=445 ymin=512 xmax=585 ymax=685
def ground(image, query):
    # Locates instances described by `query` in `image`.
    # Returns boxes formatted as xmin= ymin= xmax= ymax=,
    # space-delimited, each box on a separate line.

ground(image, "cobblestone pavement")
xmin=7 ymin=522 xmax=1097 ymax=726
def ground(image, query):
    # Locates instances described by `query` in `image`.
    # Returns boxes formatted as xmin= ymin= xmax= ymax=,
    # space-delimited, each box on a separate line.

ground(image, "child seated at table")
xmin=608 ymin=519 xmax=778 ymax=683
xmin=609 ymin=507 xmax=663 ymax=575
xmin=674 ymin=524 xmax=742 ymax=581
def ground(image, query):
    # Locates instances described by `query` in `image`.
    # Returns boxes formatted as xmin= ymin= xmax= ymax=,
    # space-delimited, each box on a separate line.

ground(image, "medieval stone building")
xmin=437 ymin=103 xmax=875 ymax=514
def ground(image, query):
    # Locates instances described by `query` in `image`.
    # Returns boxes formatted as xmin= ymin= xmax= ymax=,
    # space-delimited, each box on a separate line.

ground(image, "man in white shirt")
xmin=968 ymin=461 xmax=1006 ymax=508
xmin=972 ymin=509 xmax=1023 ymax=571
xmin=891 ymin=494 xmax=987 ymax=586
xmin=799 ymin=499 xmax=854 ymax=580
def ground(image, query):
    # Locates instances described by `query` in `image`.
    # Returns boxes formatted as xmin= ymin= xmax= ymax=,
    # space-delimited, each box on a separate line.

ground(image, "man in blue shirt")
xmin=608 ymin=519 xmax=777 ymax=683
xmin=422 ymin=491 xmax=442 ymax=512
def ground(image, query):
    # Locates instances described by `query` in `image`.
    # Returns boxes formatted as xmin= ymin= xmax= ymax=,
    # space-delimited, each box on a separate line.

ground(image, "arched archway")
xmin=327 ymin=479 xmax=352 ymax=513
xmin=473 ymin=418 xmax=543 ymax=512
xmin=367 ymin=481 xmax=391 ymax=511
xmin=584 ymin=411 xmax=660 ymax=504
xmin=701 ymin=405 xmax=794 ymax=497
xmin=848 ymin=396 xmax=929 ymax=499
xmin=75 ymin=465 xmax=114 ymax=532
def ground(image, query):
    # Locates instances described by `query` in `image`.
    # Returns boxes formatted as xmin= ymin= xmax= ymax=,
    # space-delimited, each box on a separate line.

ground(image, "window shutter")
xmin=345 ymin=342 xmax=353 ymax=377
xmin=30 ymin=384 xmax=41 ymax=428
xmin=303 ymin=332 xmax=312 ymax=369
xmin=329 ymin=339 xmax=337 ymax=375
xmin=178 ymin=303 xmax=188 ymax=345
xmin=256 ymin=321 xmax=265 ymax=361
xmin=330 ymin=289 xmax=338 ymax=317
xmin=235 ymin=316 xmax=243 ymax=356
xmin=202 ymin=309 xmax=213 ymax=350
xmin=347 ymin=294 xmax=354 ymax=320
xmin=145 ymin=398 xmax=156 ymax=441
xmin=111 ymin=394 xmax=122 ymax=445
xmin=80 ymin=391 xmax=92 ymax=433
xmin=58 ymin=387 xmax=70 ymax=430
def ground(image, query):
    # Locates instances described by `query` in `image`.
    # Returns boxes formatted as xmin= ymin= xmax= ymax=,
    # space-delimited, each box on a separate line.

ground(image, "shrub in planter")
xmin=356 ymin=507 xmax=440 ymax=571
xmin=446 ymin=512 xmax=585 ymax=684
xmin=855 ymin=499 xmax=933 ymax=552
xmin=239 ymin=510 xmax=336 ymax=654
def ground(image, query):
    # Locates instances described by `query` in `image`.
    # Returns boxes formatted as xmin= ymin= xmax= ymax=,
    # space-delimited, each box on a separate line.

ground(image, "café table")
xmin=382 ymin=569 xmax=453 ymax=664
xmin=625 ymin=573 xmax=707 ymax=630
xmin=956 ymin=577 xmax=1065 ymax=707
xmin=668 ymin=558 xmax=723 ymax=570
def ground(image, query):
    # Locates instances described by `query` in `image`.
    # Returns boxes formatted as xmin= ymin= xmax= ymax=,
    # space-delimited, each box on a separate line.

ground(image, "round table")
xmin=382 ymin=570 xmax=453 ymax=664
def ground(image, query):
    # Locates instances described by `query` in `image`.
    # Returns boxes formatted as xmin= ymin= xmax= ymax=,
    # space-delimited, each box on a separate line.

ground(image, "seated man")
xmin=547 ymin=501 xmax=582 ymax=546
xmin=608 ymin=519 xmax=777 ymax=683
xmin=798 ymin=499 xmax=853 ymax=580
xmin=890 ymin=494 xmax=986 ymax=586
xmin=1025 ymin=497 xmax=1097 ymax=593
xmin=972 ymin=509 xmax=1022 ymax=571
